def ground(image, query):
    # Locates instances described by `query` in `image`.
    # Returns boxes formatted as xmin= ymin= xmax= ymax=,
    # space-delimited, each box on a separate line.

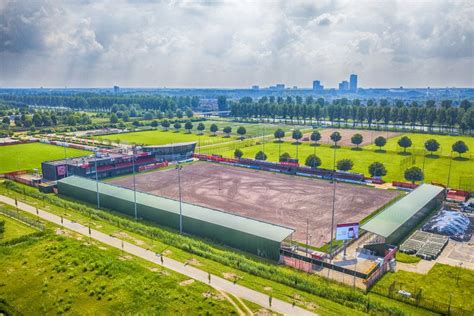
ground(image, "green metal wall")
xmin=386 ymin=194 xmax=443 ymax=245
xmin=58 ymin=181 xmax=282 ymax=260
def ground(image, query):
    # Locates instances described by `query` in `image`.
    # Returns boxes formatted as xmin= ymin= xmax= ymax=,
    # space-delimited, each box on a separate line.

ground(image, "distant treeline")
xmin=229 ymin=96 xmax=473 ymax=133
xmin=0 ymin=94 xmax=200 ymax=112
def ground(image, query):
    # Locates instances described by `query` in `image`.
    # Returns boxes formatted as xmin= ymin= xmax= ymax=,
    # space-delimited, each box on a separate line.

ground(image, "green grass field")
xmin=198 ymin=119 xmax=299 ymax=137
xmin=0 ymin=214 xmax=36 ymax=241
xmin=365 ymin=133 xmax=474 ymax=157
xmin=371 ymin=263 xmax=474 ymax=313
xmin=215 ymin=141 xmax=473 ymax=189
xmin=0 ymin=232 xmax=236 ymax=315
xmin=96 ymin=129 xmax=235 ymax=146
xmin=0 ymin=143 xmax=90 ymax=174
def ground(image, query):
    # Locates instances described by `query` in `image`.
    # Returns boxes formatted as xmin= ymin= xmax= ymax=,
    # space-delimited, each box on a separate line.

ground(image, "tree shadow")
xmin=291 ymin=142 xmax=301 ymax=145
xmin=398 ymin=151 xmax=411 ymax=156
xmin=453 ymin=156 xmax=469 ymax=161
xmin=273 ymin=140 xmax=284 ymax=143
xmin=330 ymin=145 xmax=340 ymax=149
xmin=351 ymin=147 xmax=362 ymax=151
xmin=310 ymin=143 xmax=320 ymax=147
xmin=425 ymin=154 xmax=439 ymax=159
xmin=374 ymin=149 xmax=386 ymax=154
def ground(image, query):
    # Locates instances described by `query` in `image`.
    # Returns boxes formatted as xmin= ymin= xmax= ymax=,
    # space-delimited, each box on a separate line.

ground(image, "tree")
xmin=144 ymin=112 xmax=153 ymax=120
xmin=255 ymin=151 xmax=267 ymax=161
xmin=210 ymin=123 xmax=218 ymax=136
xmin=237 ymin=126 xmax=247 ymax=139
xmin=374 ymin=136 xmax=387 ymax=151
xmin=424 ymin=139 xmax=440 ymax=155
xmin=197 ymin=122 xmax=205 ymax=134
xmin=397 ymin=136 xmax=412 ymax=153
xmin=185 ymin=108 xmax=193 ymax=118
xmin=292 ymin=129 xmax=303 ymax=143
xmin=452 ymin=141 xmax=469 ymax=157
xmin=274 ymin=128 xmax=285 ymax=142
xmin=2 ymin=117 xmax=10 ymax=125
xmin=110 ymin=113 xmax=119 ymax=124
xmin=404 ymin=167 xmax=424 ymax=184
xmin=368 ymin=162 xmax=387 ymax=178
xmin=234 ymin=148 xmax=243 ymax=158
xmin=310 ymin=130 xmax=321 ymax=146
xmin=184 ymin=121 xmax=193 ymax=133
xmin=351 ymin=133 xmax=363 ymax=148
xmin=223 ymin=126 xmax=232 ymax=137
xmin=279 ymin=152 xmax=291 ymax=162
xmin=151 ymin=120 xmax=159 ymax=127
xmin=337 ymin=159 xmax=354 ymax=171
xmin=217 ymin=96 xmax=228 ymax=111
xmin=305 ymin=154 xmax=321 ymax=169
xmin=330 ymin=131 xmax=342 ymax=147
xmin=173 ymin=122 xmax=181 ymax=131
xmin=161 ymin=119 xmax=170 ymax=131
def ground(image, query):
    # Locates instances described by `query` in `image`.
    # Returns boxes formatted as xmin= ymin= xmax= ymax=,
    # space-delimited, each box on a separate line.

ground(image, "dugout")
xmin=57 ymin=176 xmax=294 ymax=261
xmin=361 ymin=184 xmax=445 ymax=251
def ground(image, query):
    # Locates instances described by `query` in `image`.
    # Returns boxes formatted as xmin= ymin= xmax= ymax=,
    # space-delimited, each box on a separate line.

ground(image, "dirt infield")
xmin=109 ymin=162 xmax=399 ymax=247
xmin=285 ymin=128 xmax=400 ymax=147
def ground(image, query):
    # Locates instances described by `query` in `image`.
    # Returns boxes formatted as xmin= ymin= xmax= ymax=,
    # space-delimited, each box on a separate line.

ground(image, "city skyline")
xmin=1 ymin=0 xmax=473 ymax=88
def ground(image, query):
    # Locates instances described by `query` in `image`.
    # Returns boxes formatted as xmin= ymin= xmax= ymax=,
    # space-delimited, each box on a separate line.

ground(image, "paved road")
xmin=0 ymin=195 xmax=315 ymax=316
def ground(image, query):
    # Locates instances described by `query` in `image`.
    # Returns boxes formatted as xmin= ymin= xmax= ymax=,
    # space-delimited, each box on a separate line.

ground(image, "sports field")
xmin=199 ymin=120 xmax=299 ymax=137
xmin=286 ymin=128 xmax=401 ymax=146
xmin=212 ymin=140 xmax=473 ymax=190
xmin=109 ymin=162 xmax=399 ymax=247
xmin=96 ymin=129 xmax=234 ymax=146
xmin=0 ymin=143 xmax=90 ymax=174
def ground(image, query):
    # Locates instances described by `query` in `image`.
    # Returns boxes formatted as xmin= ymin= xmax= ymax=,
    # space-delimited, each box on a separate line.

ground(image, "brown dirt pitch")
xmin=109 ymin=162 xmax=399 ymax=247
xmin=287 ymin=128 xmax=400 ymax=147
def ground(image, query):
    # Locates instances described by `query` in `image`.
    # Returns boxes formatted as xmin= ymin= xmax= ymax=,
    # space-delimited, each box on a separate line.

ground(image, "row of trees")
xmin=230 ymin=98 xmax=473 ymax=133
xmin=0 ymin=94 xmax=201 ymax=112
xmin=2 ymin=109 xmax=92 ymax=128
xmin=159 ymin=120 xmax=248 ymax=138
xmin=233 ymin=149 xmax=424 ymax=183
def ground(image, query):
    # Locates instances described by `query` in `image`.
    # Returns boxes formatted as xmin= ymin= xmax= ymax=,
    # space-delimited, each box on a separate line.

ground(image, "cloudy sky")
xmin=1 ymin=0 xmax=473 ymax=88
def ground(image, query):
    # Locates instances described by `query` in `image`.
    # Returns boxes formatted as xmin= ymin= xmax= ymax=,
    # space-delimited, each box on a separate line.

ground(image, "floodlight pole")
xmin=447 ymin=151 xmax=453 ymax=188
xmin=132 ymin=146 xmax=137 ymax=220
xmin=329 ymin=146 xmax=337 ymax=259
xmin=64 ymin=145 xmax=68 ymax=177
xmin=94 ymin=150 xmax=100 ymax=209
xmin=176 ymin=164 xmax=183 ymax=234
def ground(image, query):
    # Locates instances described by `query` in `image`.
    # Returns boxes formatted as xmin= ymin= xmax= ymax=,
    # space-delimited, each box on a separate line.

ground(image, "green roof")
xmin=360 ymin=184 xmax=444 ymax=238
xmin=59 ymin=176 xmax=294 ymax=242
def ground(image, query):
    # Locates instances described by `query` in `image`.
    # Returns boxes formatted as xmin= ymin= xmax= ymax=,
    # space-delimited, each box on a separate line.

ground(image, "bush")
xmin=0 ymin=220 xmax=5 ymax=235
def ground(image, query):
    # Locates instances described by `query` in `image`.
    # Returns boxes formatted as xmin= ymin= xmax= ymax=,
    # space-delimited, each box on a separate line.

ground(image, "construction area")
xmin=109 ymin=161 xmax=399 ymax=247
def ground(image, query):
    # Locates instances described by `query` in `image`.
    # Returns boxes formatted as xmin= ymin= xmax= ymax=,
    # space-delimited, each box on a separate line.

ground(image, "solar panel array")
xmin=399 ymin=230 xmax=449 ymax=260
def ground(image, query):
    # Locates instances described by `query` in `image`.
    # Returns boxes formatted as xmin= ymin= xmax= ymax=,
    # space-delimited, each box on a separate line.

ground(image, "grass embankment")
xmin=0 ymin=231 xmax=236 ymax=314
xmin=0 ymin=213 xmax=36 ymax=241
xmin=213 ymin=140 xmax=472 ymax=189
xmin=0 ymin=143 xmax=90 ymax=174
xmin=0 ymin=180 xmax=436 ymax=315
xmin=372 ymin=263 xmax=474 ymax=314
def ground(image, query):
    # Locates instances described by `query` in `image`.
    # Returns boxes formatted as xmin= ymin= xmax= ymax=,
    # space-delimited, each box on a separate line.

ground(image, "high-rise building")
xmin=113 ymin=85 xmax=120 ymax=93
xmin=276 ymin=84 xmax=285 ymax=90
xmin=338 ymin=80 xmax=349 ymax=91
xmin=349 ymin=74 xmax=358 ymax=91
xmin=312 ymin=80 xmax=324 ymax=91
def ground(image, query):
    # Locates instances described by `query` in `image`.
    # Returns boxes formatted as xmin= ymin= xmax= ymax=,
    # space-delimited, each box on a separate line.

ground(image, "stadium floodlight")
xmin=176 ymin=164 xmax=183 ymax=234
xmin=447 ymin=151 xmax=454 ymax=189
xmin=132 ymin=146 xmax=138 ymax=220
xmin=94 ymin=149 xmax=100 ymax=209
xmin=329 ymin=146 xmax=337 ymax=259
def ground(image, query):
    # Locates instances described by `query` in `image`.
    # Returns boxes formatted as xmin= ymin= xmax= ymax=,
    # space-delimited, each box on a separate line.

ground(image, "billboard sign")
xmin=336 ymin=222 xmax=359 ymax=240
xmin=56 ymin=165 xmax=67 ymax=177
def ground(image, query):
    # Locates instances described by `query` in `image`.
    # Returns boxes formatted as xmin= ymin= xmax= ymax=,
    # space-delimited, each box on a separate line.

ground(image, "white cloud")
xmin=0 ymin=0 xmax=472 ymax=88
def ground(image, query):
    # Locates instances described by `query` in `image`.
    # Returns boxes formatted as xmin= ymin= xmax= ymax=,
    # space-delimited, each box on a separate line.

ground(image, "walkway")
xmin=0 ymin=195 xmax=314 ymax=316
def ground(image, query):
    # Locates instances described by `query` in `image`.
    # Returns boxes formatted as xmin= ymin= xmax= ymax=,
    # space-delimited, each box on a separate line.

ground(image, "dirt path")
xmin=0 ymin=194 xmax=314 ymax=316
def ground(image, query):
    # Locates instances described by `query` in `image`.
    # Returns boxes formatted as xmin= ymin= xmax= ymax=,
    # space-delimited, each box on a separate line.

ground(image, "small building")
xmin=57 ymin=176 xmax=294 ymax=260
xmin=361 ymin=184 xmax=445 ymax=253
xmin=42 ymin=142 xmax=196 ymax=181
